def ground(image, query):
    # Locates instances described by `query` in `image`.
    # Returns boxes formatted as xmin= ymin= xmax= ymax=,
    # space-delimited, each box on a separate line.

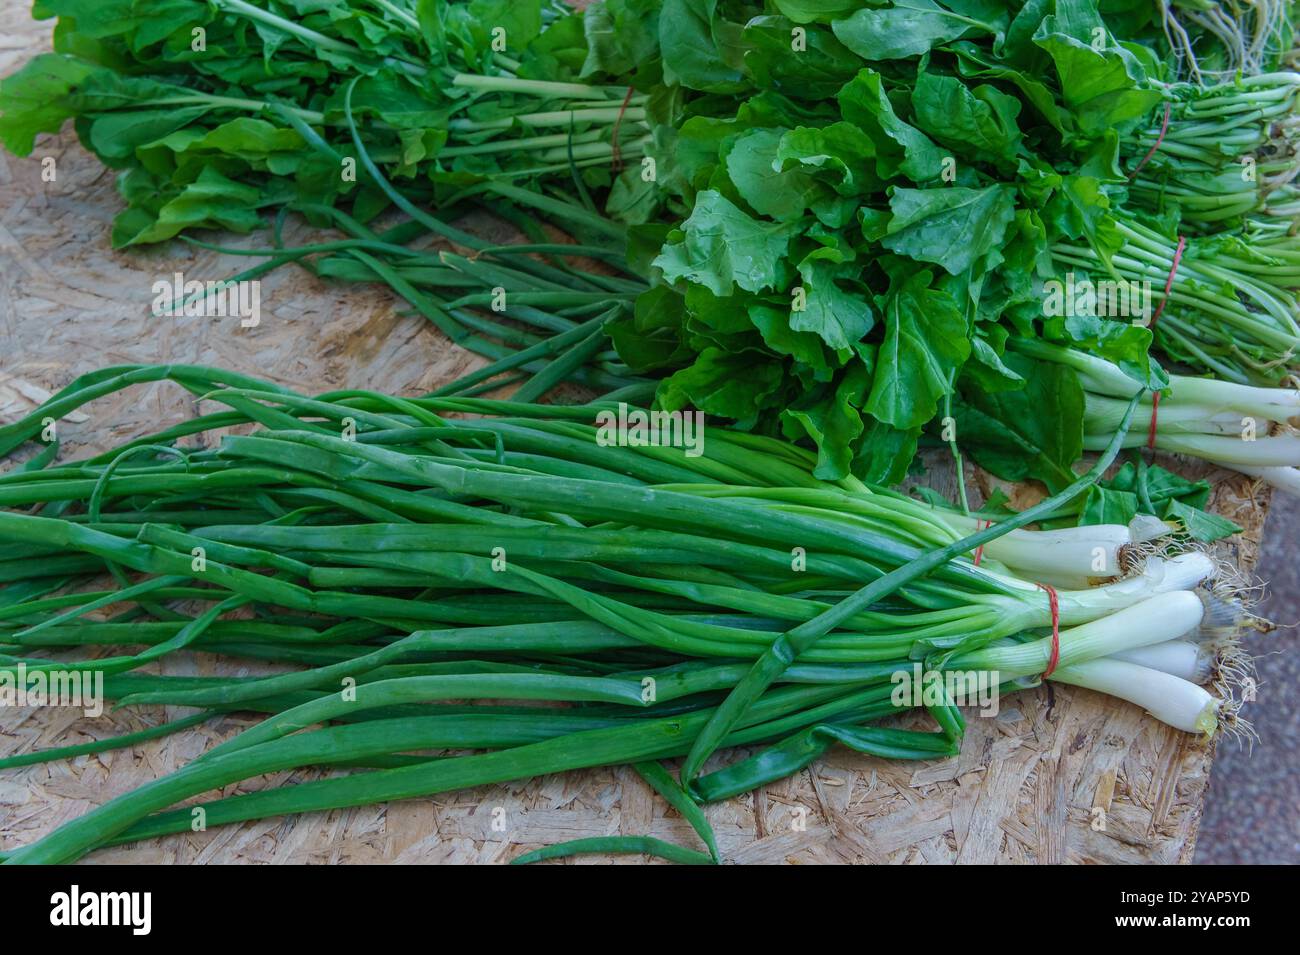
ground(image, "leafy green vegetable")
xmin=955 ymin=351 xmax=1085 ymax=492
xmin=653 ymin=190 xmax=797 ymax=294
xmin=866 ymin=270 xmax=969 ymax=429
xmin=1095 ymin=461 xmax=1243 ymax=542
xmin=831 ymin=0 xmax=1004 ymax=61
xmin=882 ymin=185 xmax=1018 ymax=275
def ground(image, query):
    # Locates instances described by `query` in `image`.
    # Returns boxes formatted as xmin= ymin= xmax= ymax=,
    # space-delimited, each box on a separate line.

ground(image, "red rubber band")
xmin=610 ymin=86 xmax=635 ymax=172
xmin=1145 ymin=234 xmax=1185 ymax=452
xmin=1149 ymin=234 xmax=1186 ymax=335
xmin=1147 ymin=391 xmax=1162 ymax=451
xmin=1129 ymin=101 xmax=1172 ymax=180
xmin=972 ymin=519 xmax=989 ymax=567
xmin=1037 ymin=583 xmax=1061 ymax=679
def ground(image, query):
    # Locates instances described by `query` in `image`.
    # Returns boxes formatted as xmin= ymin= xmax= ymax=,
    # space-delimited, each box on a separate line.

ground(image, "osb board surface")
xmin=0 ymin=14 xmax=1272 ymax=864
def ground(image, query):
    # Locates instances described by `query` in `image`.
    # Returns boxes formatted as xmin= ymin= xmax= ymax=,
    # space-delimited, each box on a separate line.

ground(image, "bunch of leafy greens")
xmin=604 ymin=0 xmax=1176 ymax=487
xmin=0 ymin=0 xmax=656 ymax=247
xmin=596 ymin=0 xmax=1296 ymax=510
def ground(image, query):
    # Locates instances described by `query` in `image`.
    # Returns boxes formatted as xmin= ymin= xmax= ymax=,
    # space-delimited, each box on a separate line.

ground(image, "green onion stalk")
xmin=0 ymin=366 xmax=1245 ymax=864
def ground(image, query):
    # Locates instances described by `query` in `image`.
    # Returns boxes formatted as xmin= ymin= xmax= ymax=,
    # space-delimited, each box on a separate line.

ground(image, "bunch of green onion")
xmin=1016 ymin=340 xmax=1300 ymax=495
xmin=0 ymin=365 xmax=1251 ymax=864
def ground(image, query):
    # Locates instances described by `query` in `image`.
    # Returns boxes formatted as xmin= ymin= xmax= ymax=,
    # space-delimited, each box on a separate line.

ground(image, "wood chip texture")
xmin=0 ymin=14 xmax=1272 ymax=864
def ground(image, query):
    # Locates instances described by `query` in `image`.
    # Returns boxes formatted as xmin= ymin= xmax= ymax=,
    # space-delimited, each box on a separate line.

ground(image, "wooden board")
xmin=0 ymin=12 xmax=1273 ymax=863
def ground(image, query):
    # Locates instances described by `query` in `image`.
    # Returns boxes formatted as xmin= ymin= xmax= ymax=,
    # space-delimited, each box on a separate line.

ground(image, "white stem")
xmin=1213 ymin=462 xmax=1300 ymax=495
xmin=953 ymin=590 xmax=1207 ymax=677
xmin=1084 ymin=393 xmax=1285 ymax=432
xmin=1050 ymin=658 xmax=1219 ymax=733
xmin=1005 ymin=553 xmax=1216 ymax=626
xmin=1013 ymin=339 xmax=1300 ymax=412
xmin=1107 ymin=639 xmax=1213 ymax=683
xmin=937 ymin=518 xmax=1134 ymax=579
xmin=1082 ymin=431 xmax=1300 ymax=465
xmin=1167 ymin=374 xmax=1300 ymax=415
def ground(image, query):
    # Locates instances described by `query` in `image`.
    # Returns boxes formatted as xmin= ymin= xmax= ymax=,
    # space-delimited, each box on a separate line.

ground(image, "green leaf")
xmin=660 ymin=0 xmax=746 ymax=93
xmin=742 ymin=16 xmax=861 ymax=99
xmin=606 ymin=167 xmax=660 ymax=225
xmin=85 ymin=105 xmax=213 ymax=162
xmin=792 ymin=258 xmax=875 ymax=350
xmin=1043 ymin=313 xmax=1168 ymax=391
xmin=774 ymin=122 xmax=878 ymax=195
xmin=772 ymin=0 xmax=860 ymax=23
xmin=652 ymin=190 xmax=797 ymax=295
xmin=836 ymin=68 xmax=944 ymax=181
xmin=657 ymin=347 xmax=785 ymax=422
xmin=653 ymin=114 xmax=736 ymax=200
xmin=1032 ymin=0 xmax=1162 ymax=135
xmin=910 ymin=70 xmax=1022 ymax=165
xmin=1045 ymin=171 xmax=1125 ymax=268
xmin=111 ymin=165 xmax=265 ymax=247
xmin=466 ymin=0 xmax=544 ymax=54
xmin=951 ymin=41 xmax=1070 ymax=133
xmin=854 ymin=418 xmax=921 ymax=485
xmin=965 ymin=329 xmax=1026 ymax=392
xmin=324 ymin=71 xmax=451 ymax=130
xmin=607 ymin=285 xmax=692 ymax=372
xmin=580 ymin=0 xmax=661 ymax=78
xmin=723 ymin=127 xmax=823 ymax=222
xmin=1080 ymin=485 xmax=1137 ymax=526
xmin=1163 ymin=500 xmax=1242 ymax=542
xmin=518 ymin=10 xmax=590 ymax=81
xmin=749 ymin=303 xmax=836 ymax=380
xmin=1096 ymin=462 xmax=1237 ymax=541
xmin=865 ymin=270 xmax=970 ymax=429
xmin=882 ymin=185 xmax=1017 ymax=275
xmin=0 ymin=53 xmax=95 ymax=155
xmin=832 ymin=0 xmax=1002 ymax=60
xmin=781 ymin=362 xmax=871 ymax=479
xmin=955 ymin=351 xmax=1084 ymax=492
